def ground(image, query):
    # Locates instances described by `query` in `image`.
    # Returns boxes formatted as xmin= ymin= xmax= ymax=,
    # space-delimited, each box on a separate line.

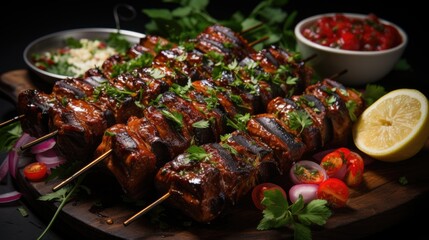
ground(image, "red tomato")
xmin=251 ymin=183 xmax=287 ymax=210
xmin=320 ymin=151 xmax=345 ymax=177
xmin=344 ymin=151 xmax=365 ymax=187
xmin=23 ymin=162 xmax=48 ymax=182
xmin=317 ymin=178 xmax=349 ymax=208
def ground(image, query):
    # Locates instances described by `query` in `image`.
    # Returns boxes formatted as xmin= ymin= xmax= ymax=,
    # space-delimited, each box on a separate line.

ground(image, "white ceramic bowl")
xmin=23 ymin=28 xmax=145 ymax=84
xmin=294 ymin=13 xmax=407 ymax=86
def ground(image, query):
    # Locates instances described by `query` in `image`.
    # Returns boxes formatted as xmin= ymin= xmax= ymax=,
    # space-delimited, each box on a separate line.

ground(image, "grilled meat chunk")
xmin=247 ymin=113 xmax=306 ymax=173
xmin=17 ymin=89 xmax=57 ymax=138
xmin=155 ymin=153 xmax=226 ymax=223
xmin=51 ymin=98 xmax=110 ymax=162
xmin=95 ymin=124 xmax=157 ymax=200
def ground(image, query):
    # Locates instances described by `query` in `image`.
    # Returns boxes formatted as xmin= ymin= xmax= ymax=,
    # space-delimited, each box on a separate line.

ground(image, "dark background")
xmin=0 ymin=1 xmax=427 ymax=239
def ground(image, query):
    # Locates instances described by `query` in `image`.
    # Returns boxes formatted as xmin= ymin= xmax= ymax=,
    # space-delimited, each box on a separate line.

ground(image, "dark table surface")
xmin=1 ymin=1 xmax=428 ymax=239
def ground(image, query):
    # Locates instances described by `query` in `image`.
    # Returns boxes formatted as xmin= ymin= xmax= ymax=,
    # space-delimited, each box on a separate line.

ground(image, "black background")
xmin=0 ymin=1 xmax=427 ymax=239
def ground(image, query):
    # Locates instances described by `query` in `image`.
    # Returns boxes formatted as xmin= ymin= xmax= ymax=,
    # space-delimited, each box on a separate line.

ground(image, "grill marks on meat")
xmin=155 ymin=131 xmax=275 ymax=222
xmin=51 ymin=98 xmax=109 ymax=161
xmin=95 ymin=124 xmax=157 ymax=200
xmin=247 ymin=114 xmax=306 ymax=172
xmin=18 ymin=89 xmax=56 ymax=138
xmin=154 ymin=79 xmax=365 ymax=223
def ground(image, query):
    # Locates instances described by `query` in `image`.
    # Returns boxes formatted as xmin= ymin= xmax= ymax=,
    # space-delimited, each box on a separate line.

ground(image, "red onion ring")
xmin=9 ymin=133 xmax=35 ymax=178
xmin=31 ymin=138 xmax=56 ymax=154
xmin=35 ymin=149 xmax=65 ymax=169
xmin=0 ymin=191 xmax=22 ymax=203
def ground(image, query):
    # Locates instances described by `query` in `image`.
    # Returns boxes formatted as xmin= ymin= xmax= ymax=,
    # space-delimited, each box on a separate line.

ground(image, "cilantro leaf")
xmin=362 ymin=84 xmax=386 ymax=106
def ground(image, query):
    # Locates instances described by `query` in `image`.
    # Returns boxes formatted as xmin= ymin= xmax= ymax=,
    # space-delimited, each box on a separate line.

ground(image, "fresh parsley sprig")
xmin=0 ymin=121 xmax=22 ymax=152
xmin=257 ymin=189 xmax=332 ymax=240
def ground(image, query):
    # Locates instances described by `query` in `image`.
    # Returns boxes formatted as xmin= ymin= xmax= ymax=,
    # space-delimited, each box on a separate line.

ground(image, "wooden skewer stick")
xmin=123 ymin=192 xmax=171 ymax=226
xmin=329 ymin=69 xmax=348 ymax=80
xmin=249 ymin=36 xmax=269 ymax=47
xmin=20 ymin=130 xmax=59 ymax=151
xmin=240 ymin=22 xmax=264 ymax=34
xmin=52 ymin=149 xmax=112 ymax=191
xmin=0 ymin=114 xmax=25 ymax=128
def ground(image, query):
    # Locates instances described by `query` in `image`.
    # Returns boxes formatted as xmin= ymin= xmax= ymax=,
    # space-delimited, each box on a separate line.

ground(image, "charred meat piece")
xmin=220 ymin=131 xmax=277 ymax=183
xmin=52 ymin=77 xmax=95 ymax=99
xmin=191 ymin=80 xmax=242 ymax=119
xmin=247 ymin=113 xmax=306 ymax=173
xmin=186 ymin=89 xmax=227 ymax=141
xmin=50 ymin=98 xmax=110 ymax=162
xmin=17 ymin=89 xmax=58 ymax=138
xmin=321 ymin=78 xmax=365 ymax=120
xmin=155 ymin=152 xmax=226 ymax=223
xmin=292 ymin=94 xmax=333 ymax=148
xmin=266 ymin=96 xmax=321 ymax=153
xmin=95 ymin=123 xmax=157 ymax=200
xmin=305 ymin=82 xmax=353 ymax=146
xmin=143 ymin=106 xmax=191 ymax=165
xmin=159 ymin=91 xmax=215 ymax=145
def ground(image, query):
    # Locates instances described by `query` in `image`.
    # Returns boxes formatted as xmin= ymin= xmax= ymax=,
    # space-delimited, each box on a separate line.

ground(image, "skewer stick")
xmin=249 ymin=36 xmax=269 ymax=47
xmin=52 ymin=149 xmax=112 ymax=191
xmin=329 ymin=69 xmax=348 ymax=80
xmin=240 ymin=22 xmax=264 ymax=34
xmin=20 ymin=130 xmax=59 ymax=151
xmin=0 ymin=114 xmax=25 ymax=128
xmin=123 ymin=192 xmax=171 ymax=226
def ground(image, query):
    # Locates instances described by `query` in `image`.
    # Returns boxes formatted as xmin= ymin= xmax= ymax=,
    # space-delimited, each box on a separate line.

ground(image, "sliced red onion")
xmin=9 ymin=133 xmax=35 ymax=178
xmin=0 ymin=191 xmax=22 ymax=203
xmin=289 ymin=184 xmax=319 ymax=204
xmin=35 ymin=149 xmax=65 ymax=169
xmin=0 ymin=156 xmax=9 ymax=181
xmin=31 ymin=138 xmax=56 ymax=154
xmin=290 ymin=160 xmax=328 ymax=185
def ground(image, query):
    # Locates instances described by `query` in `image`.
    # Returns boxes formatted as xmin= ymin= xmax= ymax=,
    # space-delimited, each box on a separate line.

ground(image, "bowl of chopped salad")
xmin=23 ymin=28 xmax=145 ymax=83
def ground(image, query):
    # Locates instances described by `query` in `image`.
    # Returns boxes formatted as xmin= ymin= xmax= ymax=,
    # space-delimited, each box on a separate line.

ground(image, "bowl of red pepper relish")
xmin=294 ymin=13 xmax=407 ymax=86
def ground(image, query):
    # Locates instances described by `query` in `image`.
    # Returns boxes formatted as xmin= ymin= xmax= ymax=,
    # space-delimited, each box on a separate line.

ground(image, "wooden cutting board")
xmin=4 ymin=70 xmax=429 ymax=239
xmin=13 ymin=150 xmax=429 ymax=240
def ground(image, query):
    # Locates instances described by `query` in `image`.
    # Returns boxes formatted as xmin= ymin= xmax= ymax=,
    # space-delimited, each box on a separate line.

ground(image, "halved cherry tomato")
xmin=317 ymin=178 xmax=349 ymax=208
xmin=320 ymin=151 xmax=345 ymax=177
xmin=251 ymin=183 xmax=287 ymax=210
xmin=23 ymin=162 xmax=48 ymax=182
xmin=344 ymin=151 xmax=365 ymax=187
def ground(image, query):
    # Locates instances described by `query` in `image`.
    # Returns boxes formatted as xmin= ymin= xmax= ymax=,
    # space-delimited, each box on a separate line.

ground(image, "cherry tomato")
xmin=251 ymin=183 xmax=287 ymax=210
xmin=23 ymin=162 xmax=48 ymax=182
xmin=317 ymin=178 xmax=349 ymax=208
xmin=320 ymin=151 xmax=345 ymax=177
xmin=344 ymin=151 xmax=365 ymax=187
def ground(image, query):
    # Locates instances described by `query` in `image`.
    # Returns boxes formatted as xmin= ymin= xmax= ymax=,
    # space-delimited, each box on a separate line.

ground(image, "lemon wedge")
xmin=353 ymin=88 xmax=429 ymax=162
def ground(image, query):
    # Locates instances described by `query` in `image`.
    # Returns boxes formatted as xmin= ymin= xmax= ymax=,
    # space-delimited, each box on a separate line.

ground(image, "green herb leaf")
xmin=0 ymin=121 xmax=22 ymax=152
xmin=185 ymin=145 xmax=211 ymax=162
xmin=192 ymin=120 xmax=209 ymax=128
xmin=288 ymin=110 xmax=312 ymax=135
xmin=362 ymin=84 xmax=386 ymax=106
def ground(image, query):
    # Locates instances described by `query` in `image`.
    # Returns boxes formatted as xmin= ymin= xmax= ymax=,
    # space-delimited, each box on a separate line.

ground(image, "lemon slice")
xmin=353 ymin=89 xmax=429 ymax=162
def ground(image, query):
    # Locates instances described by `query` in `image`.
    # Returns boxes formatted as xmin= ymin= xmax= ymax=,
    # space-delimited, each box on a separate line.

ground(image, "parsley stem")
xmin=37 ymin=175 xmax=85 ymax=240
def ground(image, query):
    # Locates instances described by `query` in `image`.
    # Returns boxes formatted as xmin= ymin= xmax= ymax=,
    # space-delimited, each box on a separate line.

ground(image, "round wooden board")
xmin=13 ymin=149 xmax=429 ymax=240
